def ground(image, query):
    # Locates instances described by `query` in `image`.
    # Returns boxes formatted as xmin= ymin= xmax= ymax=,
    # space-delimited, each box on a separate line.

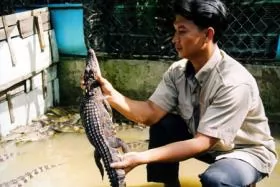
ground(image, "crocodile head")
xmin=84 ymin=49 xmax=101 ymax=96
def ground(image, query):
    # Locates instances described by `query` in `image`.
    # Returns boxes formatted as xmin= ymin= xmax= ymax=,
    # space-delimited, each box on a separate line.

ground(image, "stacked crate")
xmin=0 ymin=7 xmax=59 ymax=136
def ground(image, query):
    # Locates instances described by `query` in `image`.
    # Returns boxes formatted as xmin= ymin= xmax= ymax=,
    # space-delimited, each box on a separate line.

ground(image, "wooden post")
xmin=34 ymin=15 xmax=46 ymax=52
xmin=2 ymin=16 xmax=17 ymax=66
xmin=49 ymin=30 xmax=59 ymax=63
xmin=6 ymin=93 xmax=15 ymax=124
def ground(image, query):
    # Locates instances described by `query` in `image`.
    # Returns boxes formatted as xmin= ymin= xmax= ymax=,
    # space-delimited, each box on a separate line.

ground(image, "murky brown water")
xmin=0 ymin=130 xmax=279 ymax=187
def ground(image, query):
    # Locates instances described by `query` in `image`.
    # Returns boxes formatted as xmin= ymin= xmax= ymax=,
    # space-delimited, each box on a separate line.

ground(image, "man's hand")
xmin=95 ymin=75 xmax=115 ymax=98
xmin=110 ymin=152 xmax=145 ymax=174
xmin=80 ymin=72 xmax=115 ymax=98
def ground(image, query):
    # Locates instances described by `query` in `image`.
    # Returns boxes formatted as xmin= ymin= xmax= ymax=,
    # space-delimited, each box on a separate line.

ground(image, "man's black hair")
xmin=174 ymin=0 xmax=228 ymax=43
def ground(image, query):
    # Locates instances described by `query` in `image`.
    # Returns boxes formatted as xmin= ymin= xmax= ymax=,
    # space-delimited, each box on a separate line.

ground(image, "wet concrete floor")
xmin=0 ymin=127 xmax=279 ymax=187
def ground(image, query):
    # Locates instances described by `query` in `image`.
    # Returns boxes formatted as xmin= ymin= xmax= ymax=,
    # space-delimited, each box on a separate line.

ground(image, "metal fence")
xmin=221 ymin=1 xmax=280 ymax=63
xmin=83 ymin=0 xmax=280 ymax=63
xmin=1 ymin=0 xmax=280 ymax=63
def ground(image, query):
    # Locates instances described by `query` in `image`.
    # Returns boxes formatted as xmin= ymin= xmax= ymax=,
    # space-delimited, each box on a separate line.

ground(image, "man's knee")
xmin=199 ymin=168 xmax=232 ymax=187
xmin=199 ymin=158 xmax=264 ymax=187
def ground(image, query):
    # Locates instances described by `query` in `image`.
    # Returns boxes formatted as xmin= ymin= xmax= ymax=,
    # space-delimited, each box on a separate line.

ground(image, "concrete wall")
xmin=58 ymin=57 xmax=171 ymax=105
xmin=58 ymin=57 xmax=280 ymax=122
xmin=245 ymin=64 xmax=280 ymax=122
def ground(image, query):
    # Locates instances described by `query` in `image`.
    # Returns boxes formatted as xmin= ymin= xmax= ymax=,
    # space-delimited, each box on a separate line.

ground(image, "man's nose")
xmin=172 ymin=34 xmax=178 ymax=44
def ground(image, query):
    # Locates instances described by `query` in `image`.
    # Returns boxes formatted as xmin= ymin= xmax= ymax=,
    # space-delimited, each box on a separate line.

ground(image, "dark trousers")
xmin=146 ymin=113 xmax=265 ymax=186
xmin=146 ymin=113 xmax=192 ymax=183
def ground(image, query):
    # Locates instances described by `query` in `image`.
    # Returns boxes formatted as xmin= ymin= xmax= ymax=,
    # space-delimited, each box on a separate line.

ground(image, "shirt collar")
xmin=195 ymin=44 xmax=223 ymax=87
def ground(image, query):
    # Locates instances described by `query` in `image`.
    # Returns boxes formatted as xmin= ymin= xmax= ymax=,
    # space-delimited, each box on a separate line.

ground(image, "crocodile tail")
xmin=97 ymin=144 xmax=120 ymax=187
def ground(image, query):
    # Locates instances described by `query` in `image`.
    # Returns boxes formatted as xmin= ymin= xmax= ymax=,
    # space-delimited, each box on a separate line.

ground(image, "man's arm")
xmin=111 ymin=133 xmax=218 ymax=173
xmin=97 ymin=76 xmax=167 ymax=126
xmin=140 ymin=132 xmax=218 ymax=163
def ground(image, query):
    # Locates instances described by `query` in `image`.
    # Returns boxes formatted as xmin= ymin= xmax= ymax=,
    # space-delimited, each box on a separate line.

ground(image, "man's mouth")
xmin=176 ymin=47 xmax=182 ymax=51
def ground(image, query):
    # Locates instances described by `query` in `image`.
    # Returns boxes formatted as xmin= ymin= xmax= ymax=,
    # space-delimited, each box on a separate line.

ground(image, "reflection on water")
xmin=0 ymin=132 xmax=279 ymax=187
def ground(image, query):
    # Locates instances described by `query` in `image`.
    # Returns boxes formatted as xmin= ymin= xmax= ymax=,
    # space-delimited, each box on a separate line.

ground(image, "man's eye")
xmin=178 ymin=30 xmax=186 ymax=34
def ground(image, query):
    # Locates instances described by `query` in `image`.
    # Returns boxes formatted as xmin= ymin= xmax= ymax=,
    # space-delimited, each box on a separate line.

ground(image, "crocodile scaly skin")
xmin=80 ymin=49 xmax=128 ymax=187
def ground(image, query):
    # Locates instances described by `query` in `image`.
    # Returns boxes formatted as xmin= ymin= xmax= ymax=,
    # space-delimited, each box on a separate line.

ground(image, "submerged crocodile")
xmin=0 ymin=163 xmax=62 ymax=187
xmin=80 ymin=49 xmax=129 ymax=187
xmin=0 ymin=152 xmax=19 ymax=163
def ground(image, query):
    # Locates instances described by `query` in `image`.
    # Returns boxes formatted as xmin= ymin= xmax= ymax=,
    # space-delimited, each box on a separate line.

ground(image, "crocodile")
xmin=0 ymin=152 xmax=19 ymax=162
xmin=80 ymin=48 xmax=129 ymax=187
xmin=0 ymin=163 xmax=62 ymax=187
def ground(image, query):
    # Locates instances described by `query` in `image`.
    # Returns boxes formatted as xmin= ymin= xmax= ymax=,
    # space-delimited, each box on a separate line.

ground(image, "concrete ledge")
xmin=58 ymin=57 xmax=280 ymax=122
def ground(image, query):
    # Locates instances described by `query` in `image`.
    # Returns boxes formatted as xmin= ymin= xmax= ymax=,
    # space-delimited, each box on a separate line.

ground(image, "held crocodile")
xmin=80 ymin=49 xmax=129 ymax=187
xmin=0 ymin=163 xmax=62 ymax=187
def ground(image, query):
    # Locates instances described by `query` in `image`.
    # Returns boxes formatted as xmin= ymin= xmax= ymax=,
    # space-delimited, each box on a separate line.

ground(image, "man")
xmin=91 ymin=0 xmax=277 ymax=186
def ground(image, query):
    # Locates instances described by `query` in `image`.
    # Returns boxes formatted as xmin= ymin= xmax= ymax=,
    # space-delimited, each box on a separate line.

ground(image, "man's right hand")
xmin=80 ymin=73 xmax=115 ymax=97
xmin=96 ymin=75 xmax=115 ymax=98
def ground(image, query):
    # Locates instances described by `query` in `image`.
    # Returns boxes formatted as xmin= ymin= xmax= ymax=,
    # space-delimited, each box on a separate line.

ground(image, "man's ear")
xmin=205 ymin=27 xmax=215 ymax=42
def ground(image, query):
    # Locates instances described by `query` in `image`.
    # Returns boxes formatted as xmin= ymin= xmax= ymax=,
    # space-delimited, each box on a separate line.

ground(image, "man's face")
xmin=172 ymin=15 xmax=207 ymax=59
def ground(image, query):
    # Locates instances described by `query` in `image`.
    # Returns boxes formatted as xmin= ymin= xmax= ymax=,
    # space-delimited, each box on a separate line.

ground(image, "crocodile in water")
xmin=80 ymin=49 xmax=129 ymax=187
xmin=0 ymin=163 xmax=62 ymax=187
xmin=0 ymin=152 xmax=19 ymax=163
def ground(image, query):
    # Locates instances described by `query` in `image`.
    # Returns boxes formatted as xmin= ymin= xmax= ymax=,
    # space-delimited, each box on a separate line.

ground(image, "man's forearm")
xmin=106 ymin=89 xmax=158 ymax=125
xmin=139 ymin=134 xmax=218 ymax=164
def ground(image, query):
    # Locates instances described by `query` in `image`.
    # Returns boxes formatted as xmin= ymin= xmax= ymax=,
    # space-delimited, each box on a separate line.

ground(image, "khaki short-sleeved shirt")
xmin=149 ymin=46 xmax=278 ymax=174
